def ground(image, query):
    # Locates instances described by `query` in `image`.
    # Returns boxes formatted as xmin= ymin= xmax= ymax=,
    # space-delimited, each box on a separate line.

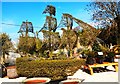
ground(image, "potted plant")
xmin=107 ymin=51 xmax=115 ymax=63
xmin=95 ymin=52 xmax=104 ymax=64
xmin=86 ymin=51 xmax=96 ymax=65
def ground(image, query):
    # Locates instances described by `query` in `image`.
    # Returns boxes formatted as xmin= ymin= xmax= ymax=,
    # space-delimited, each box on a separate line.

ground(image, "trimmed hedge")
xmin=16 ymin=57 xmax=86 ymax=80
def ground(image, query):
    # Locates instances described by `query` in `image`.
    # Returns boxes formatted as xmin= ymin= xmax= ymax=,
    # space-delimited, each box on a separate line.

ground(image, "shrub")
xmin=16 ymin=57 xmax=86 ymax=80
xmin=17 ymin=36 xmax=36 ymax=54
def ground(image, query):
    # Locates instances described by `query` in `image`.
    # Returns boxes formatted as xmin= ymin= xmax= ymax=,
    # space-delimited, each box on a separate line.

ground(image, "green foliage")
xmin=17 ymin=36 xmax=36 ymax=54
xmin=17 ymin=36 xmax=43 ymax=55
xmin=79 ymin=30 xmax=92 ymax=46
xmin=98 ymin=43 xmax=109 ymax=52
xmin=35 ymin=38 xmax=42 ymax=52
xmin=98 ymin=26 xmax=118 ymax=45
xmin=92 ymin=42 xmax=101 ymax=52
xmin=60 ymin=29 xmax=77 ymax=57
xmin=0 ymin=33 xmax=13 ymax=52
xmin=85 ymin=51 xmax=96 ymax=57
xmin=16 ymin=57 xmax=86 ymax=80
xmin=108 ymin=51 xmax=115 ymax=57
xmin=42 ymin=30 xmax=60 ymax=51
xmin=56 ymin=51 xmax=68 ymax=60
xmin=60 ymin=29 xmax=77 ymax=50
xmin=0 ymin=33 xmax=13 ymax=62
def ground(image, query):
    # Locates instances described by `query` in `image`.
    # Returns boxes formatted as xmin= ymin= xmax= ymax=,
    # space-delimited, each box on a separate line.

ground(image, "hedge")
xmin=16 ymin=57 xmax=86 ymax=80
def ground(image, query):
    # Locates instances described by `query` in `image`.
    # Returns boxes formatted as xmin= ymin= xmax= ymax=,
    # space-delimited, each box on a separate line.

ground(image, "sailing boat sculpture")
xmin=39 ymin=5 xmax=58 ymax=51
xmin=18 ymin=20 xmax=34 ymax=37
xmin=39 ymin=5 xmax=57 ymax=32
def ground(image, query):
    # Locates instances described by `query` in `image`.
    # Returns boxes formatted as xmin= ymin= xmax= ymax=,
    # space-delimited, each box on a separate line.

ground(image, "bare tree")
xmin=87 ymin=1 xmax=120 ymax=44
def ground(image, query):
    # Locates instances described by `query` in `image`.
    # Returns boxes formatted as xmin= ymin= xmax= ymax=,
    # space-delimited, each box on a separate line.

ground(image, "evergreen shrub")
xmin=16 ymin=57 xmax=86 ymax=80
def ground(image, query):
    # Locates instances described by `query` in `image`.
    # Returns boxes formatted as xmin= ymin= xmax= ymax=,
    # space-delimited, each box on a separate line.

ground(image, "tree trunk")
xmin=2 ymin=52 xmax=5 ymax=64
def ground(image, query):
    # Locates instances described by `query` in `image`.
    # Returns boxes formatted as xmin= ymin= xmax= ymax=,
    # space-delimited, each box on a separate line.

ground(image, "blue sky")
xmin=2 ymin=2 xmax=94 ymax=42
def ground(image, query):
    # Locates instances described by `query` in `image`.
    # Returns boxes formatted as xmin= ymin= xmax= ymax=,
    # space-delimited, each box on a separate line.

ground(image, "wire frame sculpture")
xmin=18 ymin=21 xmax=34 ymax=33
xmin=39 ymin=16 xmax=57 ymax=32
xmin=58 ymin=13 xmax=73 ymax=30
xmin=39 ymin=5 xmax=57 ymax=32
xmin=43 ymin=5 xmax=56 ymax=16
xmin=118 ymin=1 xmax=120 ymax=15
